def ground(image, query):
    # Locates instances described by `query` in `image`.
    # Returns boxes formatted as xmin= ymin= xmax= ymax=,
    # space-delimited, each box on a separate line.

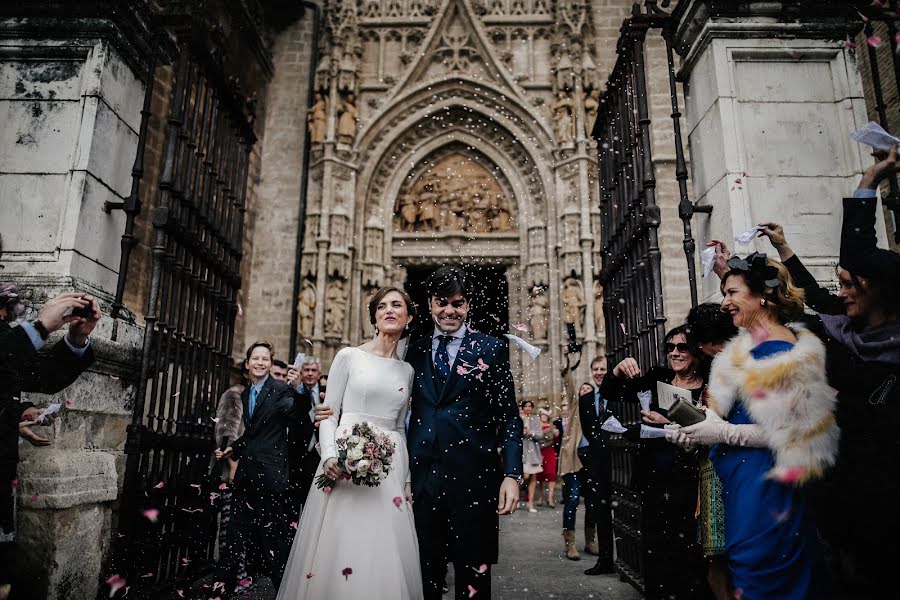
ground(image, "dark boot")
xmin=584 ymin=556 xmax=615 ymax=576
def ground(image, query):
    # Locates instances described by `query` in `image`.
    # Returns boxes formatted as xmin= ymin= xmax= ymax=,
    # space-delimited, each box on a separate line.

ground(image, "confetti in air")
xmin=106 ymin=574 xmax=126 ymax=598
xmin=341 ymin=567 xmax=353 ymax=580
xmin=142 ymin=509 xmax=160 ymax=523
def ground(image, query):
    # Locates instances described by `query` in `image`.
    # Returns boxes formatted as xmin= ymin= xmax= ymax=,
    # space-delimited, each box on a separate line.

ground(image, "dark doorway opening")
xmin=405 ymin=264 xmax=510 ymax=339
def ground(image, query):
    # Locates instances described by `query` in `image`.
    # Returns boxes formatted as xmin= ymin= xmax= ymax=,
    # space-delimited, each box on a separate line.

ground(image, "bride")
xmin=276 ymin=286 xmax=423 ymax=600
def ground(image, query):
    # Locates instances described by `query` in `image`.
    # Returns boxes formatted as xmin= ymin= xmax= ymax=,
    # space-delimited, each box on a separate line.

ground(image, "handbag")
xmin=666 ymin=398 xmax=705 ymax=427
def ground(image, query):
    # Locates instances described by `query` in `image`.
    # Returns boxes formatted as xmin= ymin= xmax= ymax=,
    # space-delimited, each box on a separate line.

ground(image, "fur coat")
xmin=707 ymin=325 xmax=840 ymax=484
xmin=215 ymin=384 xmax=246 ymax=448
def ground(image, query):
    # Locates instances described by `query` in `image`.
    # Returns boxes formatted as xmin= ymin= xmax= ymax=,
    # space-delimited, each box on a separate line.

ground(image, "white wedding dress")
xmin=276 ymin=347 xmax=423 ymax=600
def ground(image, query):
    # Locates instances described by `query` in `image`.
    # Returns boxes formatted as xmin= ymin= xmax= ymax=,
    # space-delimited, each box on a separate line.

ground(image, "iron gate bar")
xmin=109 ymin=11 xmax=257 ymax=592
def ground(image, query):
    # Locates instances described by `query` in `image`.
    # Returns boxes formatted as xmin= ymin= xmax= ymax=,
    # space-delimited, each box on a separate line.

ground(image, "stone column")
xmin=0 ymin=5 xmax=154 ymax=598
xmin=673 ymin=1 xmax=884 ymax=301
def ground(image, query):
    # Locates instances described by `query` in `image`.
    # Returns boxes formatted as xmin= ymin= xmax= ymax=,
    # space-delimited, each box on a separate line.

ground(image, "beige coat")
xmin=557 ymin=404 xmax=584 ymax=477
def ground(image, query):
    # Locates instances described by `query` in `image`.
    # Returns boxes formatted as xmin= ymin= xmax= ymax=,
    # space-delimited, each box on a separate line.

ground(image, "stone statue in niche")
xmin=583 ymin=89 xmax=599 ymax=138
xmin=527 ymin=291 xmax=549 ymax=341
xmin=561 ymin=276 xmax=586 ymax=332
xmin=465 ymin=187 xmax=491 ymax=233
xmin=593 ymin=280 xmax=605 ymax=334
xmin=324 ymin=279 xmax=347 ymax=333
xmin=296 ymin=281 xmax=316 ymax=336
xmin=551 ymin=92 xmax=575 ymax=144
xmin=337 ymin=93 xmax=359 ymax=143
xmin=307 ymin=93 xmax=327 ymax=143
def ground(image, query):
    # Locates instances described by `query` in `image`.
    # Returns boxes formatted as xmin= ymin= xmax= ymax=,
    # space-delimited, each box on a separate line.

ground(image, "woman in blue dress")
xmin=682 ymin=253 xmax=840 ymax=599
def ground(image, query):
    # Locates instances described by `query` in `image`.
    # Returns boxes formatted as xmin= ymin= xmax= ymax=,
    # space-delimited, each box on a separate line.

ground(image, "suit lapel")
xmin=411 ymin=335 xmax=441 ymax=404
xmin=439 ymin=330 xmax=477 ymax=404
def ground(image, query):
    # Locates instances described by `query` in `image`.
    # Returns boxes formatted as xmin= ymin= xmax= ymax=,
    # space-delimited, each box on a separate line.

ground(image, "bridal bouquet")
xmin=315 ymin=421 xmax=396 ymax=490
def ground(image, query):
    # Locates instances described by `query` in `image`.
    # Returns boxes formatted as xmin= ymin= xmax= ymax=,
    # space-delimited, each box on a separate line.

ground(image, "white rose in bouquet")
xmin=347 ymin=447 xmax=364 ymax=461
xmin=356 ymin=459 xmax=370 ymax=475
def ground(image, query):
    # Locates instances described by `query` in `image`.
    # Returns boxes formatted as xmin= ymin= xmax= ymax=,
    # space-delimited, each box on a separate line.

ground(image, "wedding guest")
xmin=215 ymin=376 xmax=247 ymax=593
xmin=534 ymin=408 xmax=559 ymax=508
xmin=579 ymin=357 xmax=617 ymax=575
xmin=286 ymin=356 xmax=323 ymax=511
xmin=745 ymin=152 xmax=899 ymax=597
xmin=270 ymin=359 xmax=288 ymax=382
xmin=557 ymin=389 xmax=593 ymax=561
xmin=520 ymin=400 xmax=543 ymax=513
xmin=0 ymin=288 xmax=99 ymax=596
xmin=600 ymin=328 xmax=708 ymax=597
xmin=699 ymin=252 xmax=838 ymax=599
xmin=214 ymin=341 xmax=312 ymax=595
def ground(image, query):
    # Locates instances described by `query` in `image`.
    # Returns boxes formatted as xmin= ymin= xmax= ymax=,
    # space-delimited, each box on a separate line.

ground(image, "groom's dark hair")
xmin=426 ymin=265 xmax=472 ymax=300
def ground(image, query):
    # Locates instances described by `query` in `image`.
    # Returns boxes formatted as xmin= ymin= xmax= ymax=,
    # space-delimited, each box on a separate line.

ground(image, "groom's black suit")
xmin=217 ymin=375 xmax=311 ymax=591
xmin=406 ymin=328 xmax=523 ymax=600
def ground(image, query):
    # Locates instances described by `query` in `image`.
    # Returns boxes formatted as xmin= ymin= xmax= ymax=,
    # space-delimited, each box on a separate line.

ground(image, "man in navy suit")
xmin=578 ymin=356 xmax=616 ymax=575
xmin=215 ymin=341 xmax=312 ymax=596
xmin=405 ymin=266 xmax=523 ymax=600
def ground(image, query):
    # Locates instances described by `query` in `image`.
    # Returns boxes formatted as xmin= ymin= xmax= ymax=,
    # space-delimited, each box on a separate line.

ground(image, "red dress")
xmin=536 ymin=423 xmax=558 ymax=483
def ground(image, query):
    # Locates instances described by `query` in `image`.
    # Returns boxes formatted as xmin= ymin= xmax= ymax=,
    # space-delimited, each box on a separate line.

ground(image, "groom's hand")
xmin=497 ymin=477 xmax=519 ymax=515
xmin=314 ymin=403 xmax=333 ymax=426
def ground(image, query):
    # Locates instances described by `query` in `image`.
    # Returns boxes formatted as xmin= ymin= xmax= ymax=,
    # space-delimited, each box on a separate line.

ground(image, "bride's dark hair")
xmin=368 ymin=286 xmax=417 ymax=328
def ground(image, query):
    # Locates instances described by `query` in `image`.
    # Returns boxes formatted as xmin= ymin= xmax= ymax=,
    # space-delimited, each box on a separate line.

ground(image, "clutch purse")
xmin=666 ymin=398 xmax=706 ymax=427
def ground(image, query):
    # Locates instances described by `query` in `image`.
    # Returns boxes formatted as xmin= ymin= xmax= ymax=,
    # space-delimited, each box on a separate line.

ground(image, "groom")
xmin=406 ymin=266 xmax=523 ymax=600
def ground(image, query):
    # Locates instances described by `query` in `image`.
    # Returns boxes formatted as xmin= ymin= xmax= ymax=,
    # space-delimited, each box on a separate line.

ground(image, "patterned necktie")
xmin=248 ymin=385 xmax=258 ymax=418
xmin=434 ymin=334 xmax=453 ymax=382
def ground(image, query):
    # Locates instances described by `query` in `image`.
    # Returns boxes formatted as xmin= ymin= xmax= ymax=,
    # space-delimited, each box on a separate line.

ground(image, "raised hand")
xmin=706 ymin=239 xmax=730 ymax=279
xmin=67 ymin=295 xmax=101 ymax=347
xmin=757 ymin=222 xmax=794 ymax=261
xmin=19 ymin=419 xmax=51 ymax=446
xmin=286 ymin=366 xmax=301 ymax=388
xmin=613 ymin=357 xmax=640 ymax=379
xmin=36 ymin=292 xmax=90 ymax=333
xmin=215 ymin=446 xmax=233 ymax=460
xmin=860 ymin=144 xmax=899 ymax=189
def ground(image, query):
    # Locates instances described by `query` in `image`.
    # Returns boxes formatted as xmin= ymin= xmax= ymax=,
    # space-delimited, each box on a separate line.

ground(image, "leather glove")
xmin=679 ymin=409 xmax=767 ymax=448
xmin=664 ymin=424 xmax=696 ymax=449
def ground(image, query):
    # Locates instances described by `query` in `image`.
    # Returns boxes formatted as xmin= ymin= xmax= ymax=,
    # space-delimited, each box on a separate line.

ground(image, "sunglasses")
xmin=665 ymin=342 xmax=691 ymax=353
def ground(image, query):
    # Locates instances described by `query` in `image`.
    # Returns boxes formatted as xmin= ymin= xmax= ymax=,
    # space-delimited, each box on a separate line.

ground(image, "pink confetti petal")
xmin=475 ymin=373 xmax=483 ymax=381
xmin=844 ymin=37 xmax=858 ymax=49
xmin=237 ymin=303 xmax=243 ymax=318
xmin=468 ymin=584 xmax=478 ymax=597
xmin=734 ymin=177 xmax=742 ymax=185
xmin=28 ymin=494 xmax=38 ymax=503
xmin=749 ymin=389 xmax=767 ymax=400
xmin=210 ymin=417 xmax=220 ymax=423
xmin=181 ymin=557 xmax=190 ymax=566
xmin=142 ymin=508 xmax=160 ymax=523
xmin=106 ymin=574 xmax=126 ymax=598
xmin=110 ymin=375 xmax=120 ymax=381
xmin=342 ymin=567 xmax=353 ymax=580
xmin=290 ymin=521 xmax=298 ymax=529
xmin=176 ymin=591 xmax=184 ymax=598
xmin=238 ymin=578 xmax=252 ymax=588
xmin=64 ymin=399 xmax=74 ymax=408
xmin=218 ymin=483 xmax=227 ymax=490
xmin=392 ymin=496 xmax=403 ymax=508
xmin=153 ymin=481 xmax=164 ymax=489
xmin=398 ymin=387 xmax=404 ymax=392
xmin=140 ymin=573 xmax=153 ymax=579
xmin=476 ymin=358 xmax=489 ymax=371
xmin=872 ymin=0 xmax=883 ymax=7
xmin=867 ymin=35 xmax=883 ymax=48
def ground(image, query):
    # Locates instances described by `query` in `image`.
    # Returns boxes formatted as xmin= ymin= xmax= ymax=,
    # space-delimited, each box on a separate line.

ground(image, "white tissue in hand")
xmin=850 ymin=121 xmax=900 ymax=151
xmin=35 ymin=403 xmax=61 ymax=424
xmin=636 ymin=391 xmax=652 ymax=412
xmin=700 ymin=246 xmax=716 ymax=277
xmin=504 ymin=334 xmax=541 ymax=360
xmin=734 ymin=226 xmax=763 ymax=246
xmin=600 ymin=415 xmax=628 ymax=434
xmin=639 ymin=424 xmax=668 ymax=439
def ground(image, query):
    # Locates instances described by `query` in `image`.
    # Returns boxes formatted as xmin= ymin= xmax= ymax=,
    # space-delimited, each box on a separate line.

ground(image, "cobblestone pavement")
xmin=174 ymin=495 xmax=642 ymax=599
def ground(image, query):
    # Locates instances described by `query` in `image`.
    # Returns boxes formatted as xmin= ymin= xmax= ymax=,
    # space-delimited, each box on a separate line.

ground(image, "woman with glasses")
xmin=601 ymin=326 xmax=710 ymax=599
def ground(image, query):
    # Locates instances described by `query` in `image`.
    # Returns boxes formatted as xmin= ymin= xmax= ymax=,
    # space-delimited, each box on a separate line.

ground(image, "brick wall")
xmin=237 ymin=15 xmax=315 ymax=363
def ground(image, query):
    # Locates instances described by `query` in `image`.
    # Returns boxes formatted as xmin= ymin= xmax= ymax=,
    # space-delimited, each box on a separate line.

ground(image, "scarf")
xmin=819 ymin=314 xmax=900 ymax=367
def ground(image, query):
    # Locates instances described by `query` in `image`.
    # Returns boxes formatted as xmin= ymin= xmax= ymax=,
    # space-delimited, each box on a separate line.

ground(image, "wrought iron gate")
xmin=105 ymin=20 xmax=257 ymax=596
xmin=592 ymin=0 xmax=698 ymax=592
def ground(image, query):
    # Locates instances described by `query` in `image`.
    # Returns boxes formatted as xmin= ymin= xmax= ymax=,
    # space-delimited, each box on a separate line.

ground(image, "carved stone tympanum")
xmin=393 ymin=153 xmax=516 ymax=233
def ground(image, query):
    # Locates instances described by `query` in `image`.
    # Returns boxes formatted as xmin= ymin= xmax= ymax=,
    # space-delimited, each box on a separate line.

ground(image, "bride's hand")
xmin=404 ymin=482 xmax=413 ymax=504
xmin=323 ymin=457 xmax=343 ymax=481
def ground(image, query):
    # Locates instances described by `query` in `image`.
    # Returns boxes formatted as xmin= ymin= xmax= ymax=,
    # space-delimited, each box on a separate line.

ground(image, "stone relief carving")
xmin=324 ymin=279 xmax=348 ymax=333
xmin=561 ymin=276 xmax=585 ymax=332
xmin=434 ymin=12 xmax=481 ymax=72
xmin=393 ymin=153 xmax=516 ymax=234
xmin=307 ymin=93 xmax=327 ymax=143
xmin=551 ymin=91 xmax=575 ymax=144
xmin=527 ymin=289 xmax=549 ymax=341
xmin=338 ymin=51 xmax=358 ymax=93
xmin=337 ymin=93 xmax=359 ymax=143
xmin=296 ymin=281 xmax=316 ymax=337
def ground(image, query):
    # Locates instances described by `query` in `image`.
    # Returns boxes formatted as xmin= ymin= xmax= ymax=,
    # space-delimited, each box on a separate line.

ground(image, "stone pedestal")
xmin=0 ymin=5 xmax=153 ymax=598
xmin=674 ymin=1 xmax=889 ymax=300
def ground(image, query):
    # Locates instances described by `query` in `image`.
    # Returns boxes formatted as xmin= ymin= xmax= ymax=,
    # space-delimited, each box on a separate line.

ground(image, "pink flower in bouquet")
xmin=323 ymin=486 xmax=333 ymax=494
